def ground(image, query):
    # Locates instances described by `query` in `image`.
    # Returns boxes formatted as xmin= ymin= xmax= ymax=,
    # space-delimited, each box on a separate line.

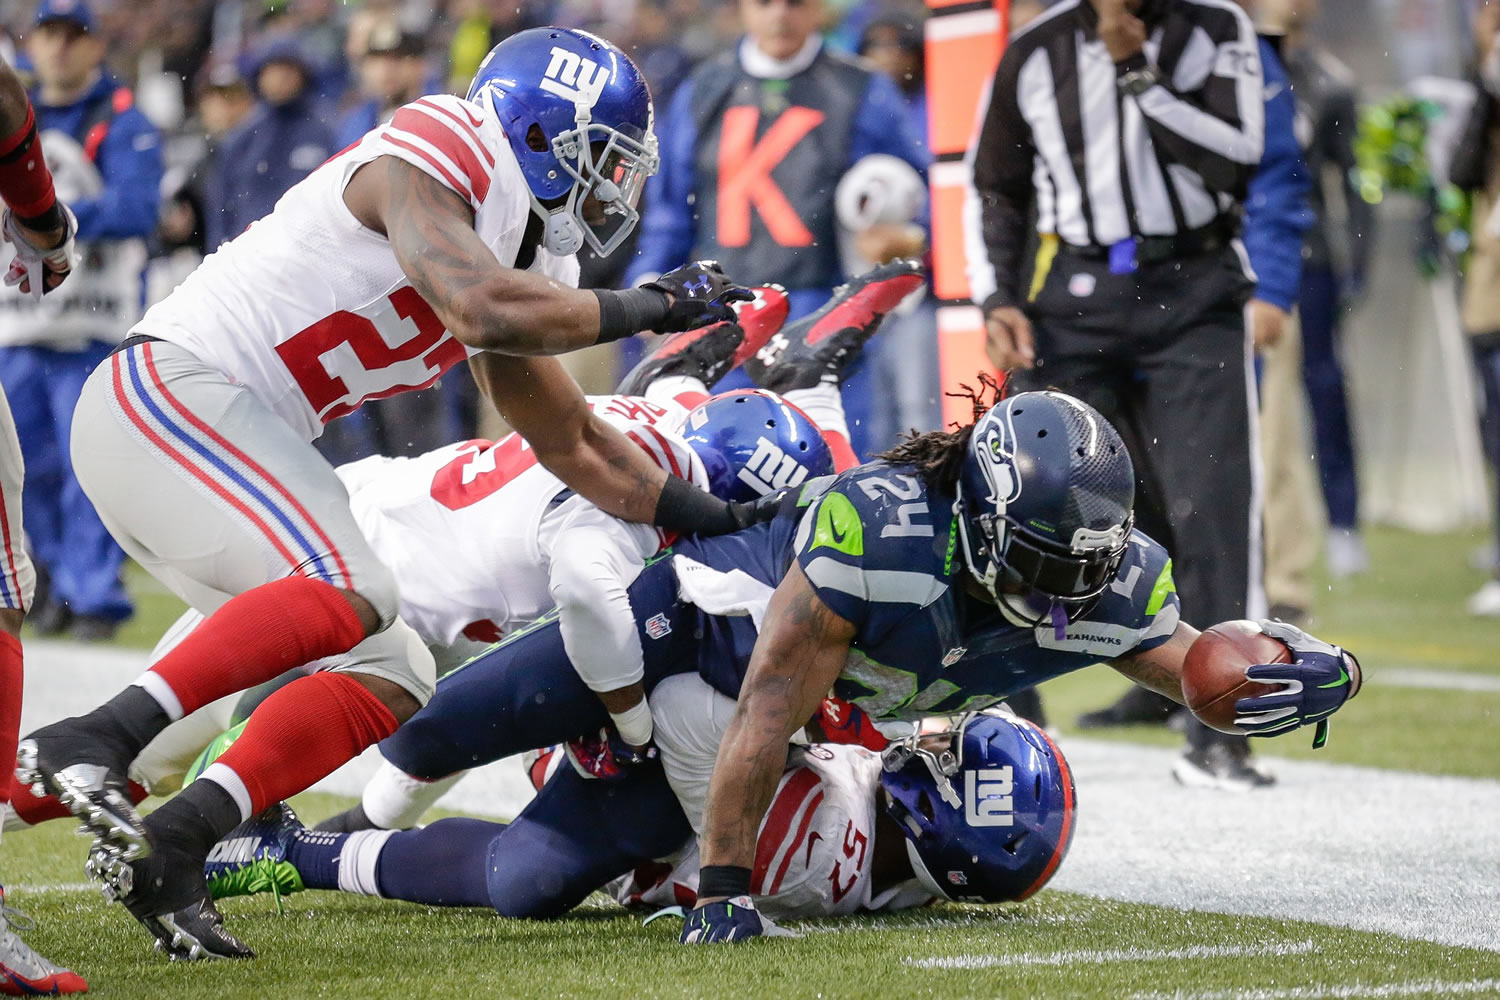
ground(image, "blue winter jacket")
xmin=31 ymin=73 xmax=162 ymax=241
xmin=1242 ymin=38 xmax=1312 ymax=312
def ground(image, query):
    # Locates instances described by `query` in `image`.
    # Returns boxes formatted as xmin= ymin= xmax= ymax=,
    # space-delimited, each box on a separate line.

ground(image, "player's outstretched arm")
xmin=1109 ymin=621 xmax=1197 ymax=703
xmin=684 ymin=563 xmax=854 ymax=943
xmin=0 ymin=62 xmax=74 ymax=297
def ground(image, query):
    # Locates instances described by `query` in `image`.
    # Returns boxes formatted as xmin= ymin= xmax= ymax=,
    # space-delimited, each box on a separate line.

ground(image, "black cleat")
xmin=88 ymin=834 xmax=254 ymax=961
xmin=312 ymin=803 xmax=377 ymax=834
xmin=16 ymin=718 xmax=147 ymax=860
xmin=616 ymin=320 xmax=745 ymax=396
xmin=1075 ymin=685 xmax=1179 ymax=729
xmin=1171 ymin=744 xmax=1277 ymax=792
xmin=742 ymin=259 xmax=925 ymax=392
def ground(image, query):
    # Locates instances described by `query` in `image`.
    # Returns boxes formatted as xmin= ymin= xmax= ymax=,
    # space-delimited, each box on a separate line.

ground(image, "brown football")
xmin=1181 ymin=621 xmax=1292 ymax=734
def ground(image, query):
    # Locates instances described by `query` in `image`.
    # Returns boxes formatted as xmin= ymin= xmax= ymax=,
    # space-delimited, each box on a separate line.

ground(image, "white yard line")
xmin=904 ymin=940 xmax=1319 ymax=969
xmin=1130 ymin=979 xmax=1500 ymax=1000
xmin=1050 ymin=738 xmax=1500 ymax=954
xmin=1371 ymin=668 xmax=1500 ymax=693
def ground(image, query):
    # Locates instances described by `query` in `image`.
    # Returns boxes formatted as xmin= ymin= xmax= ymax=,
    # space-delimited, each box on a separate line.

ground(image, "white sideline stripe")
xmin=904 ymin=940 xmax=1319 ymax=969
xmin=1129 ymin=978 xmax=1500 ymax=1000
xmin=7 ymin=883 xmax=95 ymax=894
xmin=1371 ymin=668 xmax=1500 ymax=693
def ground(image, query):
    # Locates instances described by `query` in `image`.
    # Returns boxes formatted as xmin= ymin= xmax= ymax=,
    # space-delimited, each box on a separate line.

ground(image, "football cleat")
xmin=204 ymin=802 xmax=306 ymax=904
xmin=16 ymin=717 xmax=148 ymax=862
xmin=87 ymin=828 xmax=254 ymax=961
xmin=727 ymin=284 xmax=790 ymax=369
xmin=615 ymin=321 xmax=745 ymax=397
xmin=1171 ymin=744 xmax=1277 ymax=792
xmin=742 ymin=259 xmax=925 ymax=392
xmin=0 ymin=887 xmax=88 ymax=995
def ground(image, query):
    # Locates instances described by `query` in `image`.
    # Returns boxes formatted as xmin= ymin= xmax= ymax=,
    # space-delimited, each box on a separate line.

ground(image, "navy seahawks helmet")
xmin=955 ymin=391 xmax=1134 ymax=632
xmin=880 ymin=710 xmax=1076 ymax=903
xmin=681 ymin=389 xmax=833 ymax=502
xmin=466 ymin=27 xmax=658 ymax=257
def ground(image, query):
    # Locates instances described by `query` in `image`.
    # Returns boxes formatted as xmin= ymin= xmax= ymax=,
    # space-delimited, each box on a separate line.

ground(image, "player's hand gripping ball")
xmin=1183 ymin=620 xmax=1362 ymax=748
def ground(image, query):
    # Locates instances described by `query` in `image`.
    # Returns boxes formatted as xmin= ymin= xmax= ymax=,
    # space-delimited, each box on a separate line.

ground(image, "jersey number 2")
xmin=277 ymin=286 xmax=468 ymax=424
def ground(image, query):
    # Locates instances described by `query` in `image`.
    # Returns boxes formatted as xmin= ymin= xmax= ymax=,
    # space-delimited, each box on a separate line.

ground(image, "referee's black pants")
xmin=1011 ymin=243 xmax=1263 ymax=754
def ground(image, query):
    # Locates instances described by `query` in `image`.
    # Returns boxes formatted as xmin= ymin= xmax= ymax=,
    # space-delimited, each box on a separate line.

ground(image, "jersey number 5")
xmin=277 ymin=286 xmax=468 ymax=424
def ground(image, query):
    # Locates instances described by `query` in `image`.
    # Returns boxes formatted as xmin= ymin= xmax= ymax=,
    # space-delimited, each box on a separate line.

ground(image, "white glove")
xmin=3 ymin=205 xmax=77 ymax=301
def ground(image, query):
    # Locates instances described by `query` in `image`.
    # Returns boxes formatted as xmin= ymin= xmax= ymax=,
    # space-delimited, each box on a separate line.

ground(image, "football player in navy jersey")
xmin=679 ymin=389 xmax=1365 ymax=943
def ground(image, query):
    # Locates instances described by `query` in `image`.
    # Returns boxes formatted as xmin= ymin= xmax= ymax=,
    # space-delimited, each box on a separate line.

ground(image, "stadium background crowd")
xmin=0 ymin=0 xmax=1492 ymax=672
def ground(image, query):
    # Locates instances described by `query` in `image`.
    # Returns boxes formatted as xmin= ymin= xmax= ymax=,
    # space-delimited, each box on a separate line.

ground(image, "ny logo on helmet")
xmin=737 ymin=437 xmax=810 ymax=495
xmin=964 ymin=767 xmax=1014 ymax=827
xmin=540 ymin=47 xmax=610 ymax=108
xmin=974 ymin=410 xmax=1022 ymax=510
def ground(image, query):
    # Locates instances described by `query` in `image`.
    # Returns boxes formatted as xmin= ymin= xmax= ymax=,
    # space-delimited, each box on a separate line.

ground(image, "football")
xmin=1180 ymin=621 xmax=1292 ymax=734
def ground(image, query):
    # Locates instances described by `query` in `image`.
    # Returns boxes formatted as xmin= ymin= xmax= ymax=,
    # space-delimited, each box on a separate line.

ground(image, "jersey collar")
xmin=739 ymin=33 xmax=823 ymax=80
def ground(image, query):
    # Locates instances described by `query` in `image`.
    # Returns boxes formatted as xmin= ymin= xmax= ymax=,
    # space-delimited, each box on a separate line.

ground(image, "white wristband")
xmin=610 ymin=700 xmax=654 ymax=748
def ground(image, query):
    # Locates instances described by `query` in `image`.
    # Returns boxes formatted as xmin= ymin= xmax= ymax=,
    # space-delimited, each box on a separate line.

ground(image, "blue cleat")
xmin=203 ymin=802 xmax=306 ymax=904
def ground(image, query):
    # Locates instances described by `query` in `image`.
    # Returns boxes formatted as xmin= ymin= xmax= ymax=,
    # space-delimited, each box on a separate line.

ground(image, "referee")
xmin=965 ymin=0 xmax=1270 ymax=785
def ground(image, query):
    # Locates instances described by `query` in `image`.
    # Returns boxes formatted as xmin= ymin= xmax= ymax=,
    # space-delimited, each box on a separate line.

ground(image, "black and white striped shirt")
xmin=964 ymin=0 xmax=1265 ymax=311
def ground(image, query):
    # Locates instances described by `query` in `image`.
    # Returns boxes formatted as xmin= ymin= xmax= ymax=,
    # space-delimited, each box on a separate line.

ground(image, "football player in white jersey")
xmin=201 ymin=711 xmax=1073 ymax=930
xmin=16 ymin=28 xmax=771 ymax=961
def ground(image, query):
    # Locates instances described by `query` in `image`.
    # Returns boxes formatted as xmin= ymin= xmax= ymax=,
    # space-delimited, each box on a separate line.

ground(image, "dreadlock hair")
xmin=876 ymin=373 xmax=1005 ymax=493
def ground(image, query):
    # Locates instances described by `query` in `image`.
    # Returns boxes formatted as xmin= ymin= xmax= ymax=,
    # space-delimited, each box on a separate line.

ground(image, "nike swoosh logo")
xmin=462 ymin=107 xmax=485 ymax=128
xmin=805 ymin=831 xmax=822 ymax=864
xmin=1317 ymin=665 xmax=1349 ymax=689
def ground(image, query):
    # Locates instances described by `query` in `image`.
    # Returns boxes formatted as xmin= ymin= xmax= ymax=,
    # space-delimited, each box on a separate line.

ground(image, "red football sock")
xmin=0 ymin=631 xmax=20 ymax=809
xmin=0 ymin=106 xmax=59 ymax=221
xmin=825 ymin=431 xmax=858 ymax=473
xmin=205 ymin=672 xmax=398 ymax=816
xmin=8 ymin=775 xmax=147 ymax=827
xmin=142 ymin=577 xmax=366 ymax=719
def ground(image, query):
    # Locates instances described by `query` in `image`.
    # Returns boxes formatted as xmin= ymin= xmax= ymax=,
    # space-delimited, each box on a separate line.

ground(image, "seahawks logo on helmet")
xmin=971 ymin=407 xmax=1022 ymax=511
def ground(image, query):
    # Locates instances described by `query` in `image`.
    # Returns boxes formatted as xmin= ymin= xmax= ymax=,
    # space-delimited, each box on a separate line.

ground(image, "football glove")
xmin=814 ymin=695 xmax=889 ymax=751
xmin=1234 ymin=620 xmax=1363 ymax=748
xmin=643 ymin=260 xmax=755 ymax=333
xmin=564 ymin=727 xmax=658 ymax=781
xmin=679 ymin=896 xmax=798 ymax=943
xmin=3 ymin=205 xmax=77 ymax=300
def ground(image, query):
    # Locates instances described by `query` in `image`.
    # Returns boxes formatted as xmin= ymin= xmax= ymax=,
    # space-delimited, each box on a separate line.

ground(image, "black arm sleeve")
xmin=967 ymin=54 xmax=1038 ymax=313
xmin=1324 ymin=84 xmax=1375 ymax=280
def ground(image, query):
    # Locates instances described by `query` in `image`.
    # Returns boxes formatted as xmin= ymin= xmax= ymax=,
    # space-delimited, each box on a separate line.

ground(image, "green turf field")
xmin=4 ymin=793 xmax=1499 ymax=999
xmin=8 ymin=525 xmax=1494 ymax=996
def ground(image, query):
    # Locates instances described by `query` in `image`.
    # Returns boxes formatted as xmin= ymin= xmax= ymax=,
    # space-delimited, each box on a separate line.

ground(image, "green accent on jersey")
xmin=1318 ymin=664 xmax=1350 ymax=689
xmin=1145 ymin=559 xmax=1176 ymax=616
xmin=185 ymin=719 xmax=247 ymax=786
xmin=811 ymin=492 xmax=863 ymax=557
xmin=943 ymin=516 xmax=958 ymax=577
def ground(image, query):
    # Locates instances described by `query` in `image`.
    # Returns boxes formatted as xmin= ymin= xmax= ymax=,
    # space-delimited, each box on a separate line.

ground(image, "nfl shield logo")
xmin=645 ymin=613 xmax=671 ymax=640
xmin=942 ymin=647 xmax=967 ymax=667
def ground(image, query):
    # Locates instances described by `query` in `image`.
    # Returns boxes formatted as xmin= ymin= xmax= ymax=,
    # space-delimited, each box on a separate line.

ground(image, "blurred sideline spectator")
xmin=0 ymin=0 xmax=162 ymax=640
xmin=335 ymin=21 xmax=428 ymax=150
xmin=1451 ymin=0 xmax=1500 ymax=616
xmin=627 ymin=0 xmax=928 ymax=457
xmin=203 ymin=37 xmax=333 ymax=250
xmin=1271 ymin=0 xmax=1374 ymax=580
xmin=857 ymin=11 xmax=941 ymax=448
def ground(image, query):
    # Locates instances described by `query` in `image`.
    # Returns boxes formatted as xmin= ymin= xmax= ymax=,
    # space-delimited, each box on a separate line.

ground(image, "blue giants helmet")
xmin=880 ymin=710 xmax=1076 ymax=903
xmin=955 ymin=391 xmax=1134 ymax=632
xmin=466 ymin=27 xmax=658 ymax=257
xmin=681 ymin=389 xmax=833 ymax=502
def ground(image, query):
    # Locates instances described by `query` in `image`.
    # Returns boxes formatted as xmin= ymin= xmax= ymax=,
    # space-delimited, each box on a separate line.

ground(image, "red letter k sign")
xmin=716 ymin=105 xmax=824 ymax=248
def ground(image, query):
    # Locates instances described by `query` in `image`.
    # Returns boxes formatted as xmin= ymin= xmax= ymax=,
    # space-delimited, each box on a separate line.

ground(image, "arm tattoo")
xmin=384 ymin=159 xmax=493 ymax=327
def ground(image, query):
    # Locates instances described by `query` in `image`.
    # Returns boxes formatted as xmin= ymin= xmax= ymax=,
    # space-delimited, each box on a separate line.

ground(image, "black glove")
xmin=644 ymin=260 xmax=755 ymax=333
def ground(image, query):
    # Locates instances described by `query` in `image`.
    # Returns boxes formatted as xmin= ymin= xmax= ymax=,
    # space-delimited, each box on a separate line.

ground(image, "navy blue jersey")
xmin=672 ymin=463 xmax=1180 ymax=721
